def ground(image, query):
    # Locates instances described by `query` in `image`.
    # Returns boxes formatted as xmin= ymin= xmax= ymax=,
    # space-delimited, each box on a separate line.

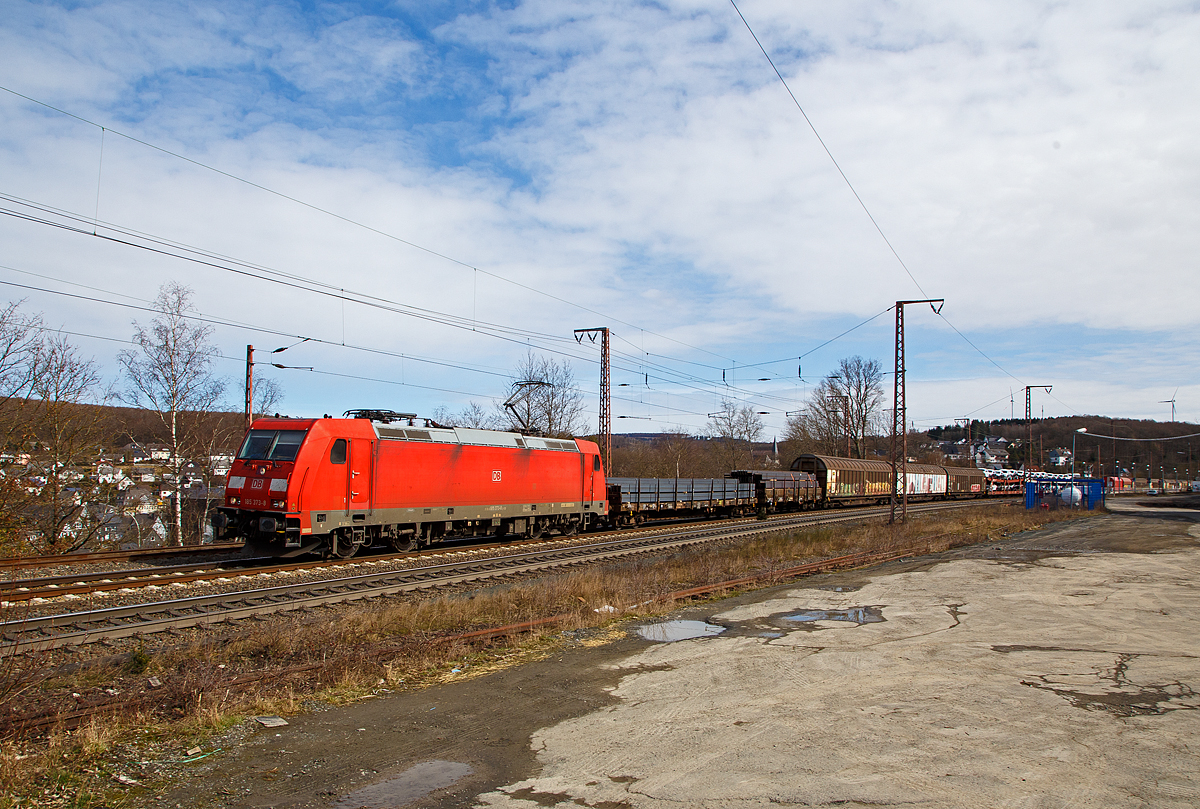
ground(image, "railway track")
xmin=0 ymin=500 xmax=1003 ymax=603
xmin=0 ymin=499 xmax=998 ymax=651
xmin=0 ymin=557 xmax=274 ymax=601
xmin=0 ymin=543 xmax=245 ymax=574
xmin=0 ymin=522 xmax=704 ymax=602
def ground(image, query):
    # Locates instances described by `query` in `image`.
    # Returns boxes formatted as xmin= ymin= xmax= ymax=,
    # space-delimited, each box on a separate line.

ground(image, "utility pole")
xmin=1024 ymin=385 xmax=1052 ymax=488
xmin=890 ymin=299 xmax=943 ymax=524
xmin=574 ymin=327 xmax=611 ymax=471
xmin=245 ymin=345 xmax=254 ymax=430
xmin=953 ymin=417 xmax=971 ymax=461
xmin=826 ymin=375 xmax=852 ymax=457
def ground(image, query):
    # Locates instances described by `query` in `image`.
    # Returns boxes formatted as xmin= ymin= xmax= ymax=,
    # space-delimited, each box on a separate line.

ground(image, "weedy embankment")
xmin=0 ymin=503 xmax=1090 ymax=807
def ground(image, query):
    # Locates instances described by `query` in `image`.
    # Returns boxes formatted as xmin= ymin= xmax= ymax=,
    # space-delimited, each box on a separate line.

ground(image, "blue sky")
xmin=1 ymin=0 xmax=1197 ymax=436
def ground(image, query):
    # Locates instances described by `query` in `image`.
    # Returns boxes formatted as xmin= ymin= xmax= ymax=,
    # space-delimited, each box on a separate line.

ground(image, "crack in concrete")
xmin=503 ymin=786 xmax=632 ymax=808
xmin=944 ymin=603 xmax=965 ymax=628
xmin=1020 ymin=657 xmax=1200 ymax=718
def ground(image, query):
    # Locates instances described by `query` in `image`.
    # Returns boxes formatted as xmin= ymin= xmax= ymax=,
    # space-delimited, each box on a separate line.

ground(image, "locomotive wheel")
xmin=329 ymin=529 xmax=362 ymax=559
xmin=389 ymin=534 xmax=418 ymax=552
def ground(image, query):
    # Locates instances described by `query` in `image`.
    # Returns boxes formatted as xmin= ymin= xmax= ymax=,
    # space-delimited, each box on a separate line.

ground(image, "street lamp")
xmin=1073 ymin=428 xmax=1087 ymax=481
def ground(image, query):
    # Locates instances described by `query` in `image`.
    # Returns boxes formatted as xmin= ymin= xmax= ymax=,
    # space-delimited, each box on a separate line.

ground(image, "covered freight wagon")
xmin=790 ymin=454 xmax=949 ymax=505
xmin=944 ymin=466 xmax=986 ymax=496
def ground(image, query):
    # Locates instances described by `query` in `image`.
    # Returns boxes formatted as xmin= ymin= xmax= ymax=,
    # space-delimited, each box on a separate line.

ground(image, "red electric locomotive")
xmin=213 ymin=410 xmax=608 ymax=557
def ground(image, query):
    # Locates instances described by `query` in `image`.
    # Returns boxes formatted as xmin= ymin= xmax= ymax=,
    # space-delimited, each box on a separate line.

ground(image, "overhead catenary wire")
xmin=736 ymin=307 xmax=894 ymax=370
xmin=22 ymin=323 xmax=498 ymax=403
xmin=0 ymin=84 xmax=738 ymax=365
xmin=1069 ymin=431 xmax=1200 ymax=442
xmin=0 ymin=261 xmax=795 ymax=420
xmin=1 ymin=191 xmax=1056 ymax=431
xmin=0 ymin=193 xmax=571 ymax=345
xmin=2 ymin=86 xmax=1003 ymax=424
xmin=0 ymin=194 xmax=801 ymax=410
xmin=0 ymin=273 xmax=515 ymax=382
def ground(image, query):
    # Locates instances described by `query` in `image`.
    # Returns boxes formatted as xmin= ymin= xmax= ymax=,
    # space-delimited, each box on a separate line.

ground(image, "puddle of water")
xmin=336 ymin=760 xmax=473 ymax=808
xmin=637 ymin=620 xmax=725 ymax=642
xmin=783 ymin=607 xmax=884 ymax=625
xmin=759 ymin=632 xmax=784 ymax=639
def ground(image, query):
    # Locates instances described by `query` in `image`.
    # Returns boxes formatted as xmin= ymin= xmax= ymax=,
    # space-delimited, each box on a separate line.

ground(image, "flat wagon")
xmin=606 ymin=477 xmax=756 ymax=524
xmin=728 ymin=469 xmax=819 ymax=512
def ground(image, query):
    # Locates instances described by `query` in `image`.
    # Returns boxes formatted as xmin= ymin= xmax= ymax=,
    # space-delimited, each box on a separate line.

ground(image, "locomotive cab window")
xmin=329 ymin=439 xmax=347 ymax=464
xmin=239 ymin=429 xmax=308 ymax=461
xmin=593 ymin=455 xmax=601 ymax=471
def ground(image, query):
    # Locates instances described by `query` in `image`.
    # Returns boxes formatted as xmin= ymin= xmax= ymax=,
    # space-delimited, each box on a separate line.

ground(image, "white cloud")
xmin=0 ymin=0 xmax=1196 ymax=430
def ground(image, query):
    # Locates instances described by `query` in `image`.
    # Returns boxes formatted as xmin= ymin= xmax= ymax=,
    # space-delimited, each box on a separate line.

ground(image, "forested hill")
xmin=928 ymin=416 xmax=1198 ymax=447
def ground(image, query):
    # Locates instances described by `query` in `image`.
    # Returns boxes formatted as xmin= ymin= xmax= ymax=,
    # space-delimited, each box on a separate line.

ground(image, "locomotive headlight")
xmin=271 ymin=499 xmax=286 ymax=509
xmin=229 ymin=496 xmax=240 ymax=505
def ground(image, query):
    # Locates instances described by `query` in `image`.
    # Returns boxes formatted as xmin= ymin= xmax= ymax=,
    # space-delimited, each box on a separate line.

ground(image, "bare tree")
xmin=431 ymin=401 xmax=496 ymax=429
xmin=784 ymin=356 xmax=884 ymax=459
xmin=0 ymin=302 xmax=42 ymax=407
xmin=19 ymin=335 xmax=109 ymax=553
xmin=0 ymin=303 xmax=44 ymax=547
xmin=0 ymin=306 xmax=119 ymax=554
xmin=118 ymin=284 xmax=225 ymax=546
xmin=831 ymin=356 xmax=884 ymax=458
xmin=785 ymin=381 xmax=845 ymax=457
xmin=705 ymin=398 xmax=764 ymax=471
xmin=252 ymin=376 xmax=284 ymax=420
xmin=497 ymin=351 xmax=585 ymax=438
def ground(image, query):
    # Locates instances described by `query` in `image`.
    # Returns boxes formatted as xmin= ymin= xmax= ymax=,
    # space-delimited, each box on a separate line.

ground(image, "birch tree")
xmin=118 ymin=284 xmax=224 ymax=546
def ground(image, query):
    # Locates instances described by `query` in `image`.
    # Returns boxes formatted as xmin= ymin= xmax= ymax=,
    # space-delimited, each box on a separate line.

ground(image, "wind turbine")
xmin=1160 ymin=388 xmax=1178 ymax=421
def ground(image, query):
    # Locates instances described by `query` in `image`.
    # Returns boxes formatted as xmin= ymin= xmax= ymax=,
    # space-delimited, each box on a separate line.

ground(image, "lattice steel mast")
xmin=574 ymin=327 xmax=611 ymax=470
xmin=890 ymin=299 xmax=943 ymax=524
xmin=1024 ymin=385 xmax=1052 ymax=487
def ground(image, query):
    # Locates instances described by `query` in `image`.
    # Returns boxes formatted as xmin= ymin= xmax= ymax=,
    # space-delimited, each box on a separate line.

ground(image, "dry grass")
xmin=0 ymin=503 xmax=1089 ymax=807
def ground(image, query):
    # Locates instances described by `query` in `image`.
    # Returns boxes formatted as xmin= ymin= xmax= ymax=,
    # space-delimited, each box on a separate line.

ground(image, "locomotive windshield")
xmin=238 ymin=429 xmax=308 ymax=461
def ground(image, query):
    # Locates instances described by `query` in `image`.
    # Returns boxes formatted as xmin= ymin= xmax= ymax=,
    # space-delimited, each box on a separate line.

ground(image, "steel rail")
xmin=0 ymin=543 xmax=245 ymax=573
xmin=0 ymin=517 xmax=750 ymax=601
xmin=0 ymin=500 xmax=994 ymax=651
xmin=0 ymin=558 xmax=281 ymax=597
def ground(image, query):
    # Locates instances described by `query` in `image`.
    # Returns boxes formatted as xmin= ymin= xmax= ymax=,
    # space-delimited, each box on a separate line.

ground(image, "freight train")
xmin=213 ymin=413 xmax=1010 ymax=558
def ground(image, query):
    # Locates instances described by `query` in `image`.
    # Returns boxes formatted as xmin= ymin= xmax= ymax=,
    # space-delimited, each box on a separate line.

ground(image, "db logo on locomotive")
xmin=251 ymin=479 xmax=264 ymax=490
xmin=492 ymin=470 xmax=502 ymax=482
